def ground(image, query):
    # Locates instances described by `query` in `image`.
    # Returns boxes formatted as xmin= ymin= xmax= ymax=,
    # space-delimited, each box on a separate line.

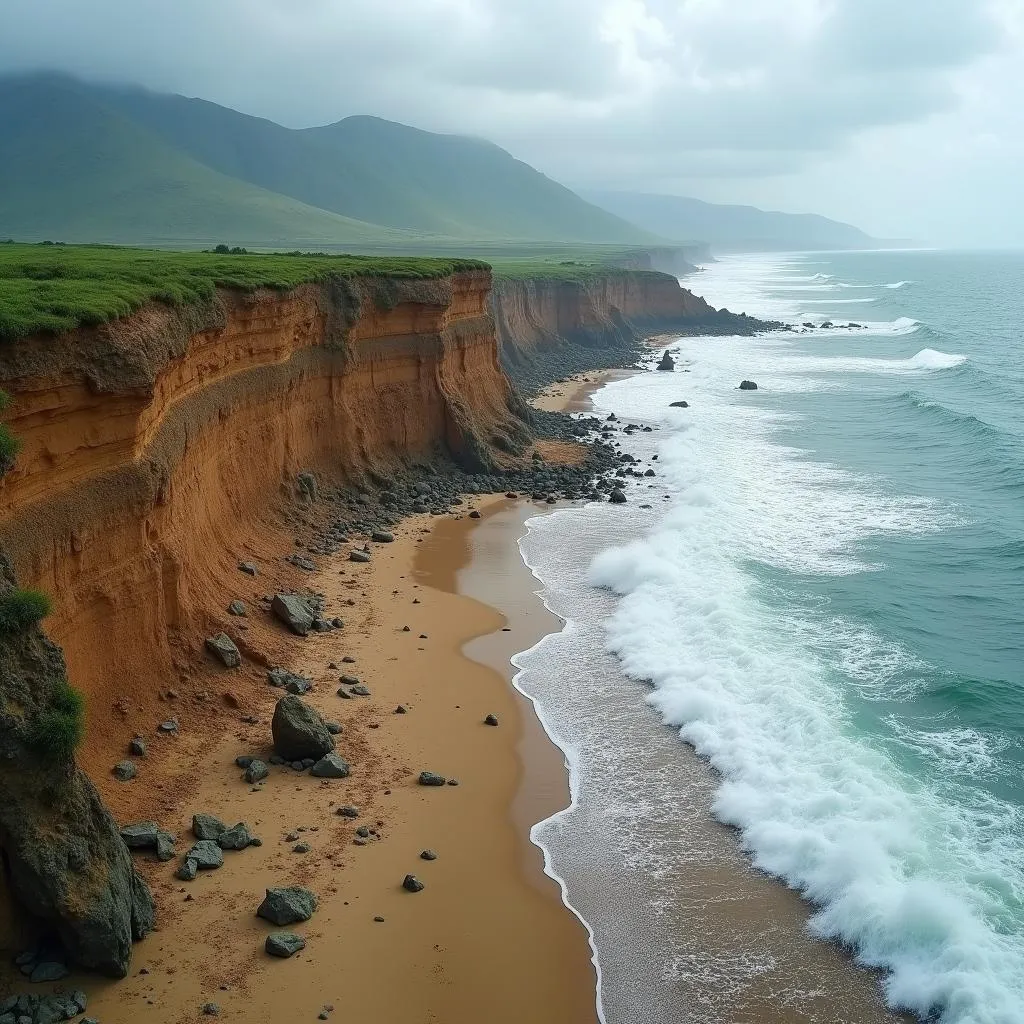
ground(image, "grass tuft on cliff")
xmin=0 ymin=587 xmax=53 ymax=631
xmin=29 ymin=681 xmax=86 ymax=762
xmin=0 ymin=243 xmax=489 ymax=339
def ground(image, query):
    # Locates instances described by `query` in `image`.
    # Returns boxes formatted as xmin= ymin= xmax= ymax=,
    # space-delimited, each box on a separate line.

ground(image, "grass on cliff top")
xmin=489 ymin=258 xmax=663 ymax=282
xmin=0 ymin=242 xmax=489 ymax=340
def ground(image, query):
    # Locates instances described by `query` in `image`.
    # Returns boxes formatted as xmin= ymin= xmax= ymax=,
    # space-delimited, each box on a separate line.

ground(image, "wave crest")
xmin=907 ymin=348 xmax=966 ymax=370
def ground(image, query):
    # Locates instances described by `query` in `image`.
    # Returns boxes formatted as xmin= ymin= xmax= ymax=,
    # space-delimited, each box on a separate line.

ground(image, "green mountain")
xmin=582 ymin=190 xmax=874 ymax=252
xmin=0 ymin=76 xmax=414 ymax=247
xmin=0 ymin=74 xmax=652 ymax=247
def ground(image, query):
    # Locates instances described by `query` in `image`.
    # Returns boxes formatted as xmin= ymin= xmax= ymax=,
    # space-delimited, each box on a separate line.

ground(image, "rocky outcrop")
xmin=0 ymin=555 xmax=153 ymax=977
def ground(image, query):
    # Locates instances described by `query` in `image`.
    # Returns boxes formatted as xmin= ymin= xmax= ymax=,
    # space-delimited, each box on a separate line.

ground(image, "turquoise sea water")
xmin=516 ymin=250 xmax=1024 ymax=1024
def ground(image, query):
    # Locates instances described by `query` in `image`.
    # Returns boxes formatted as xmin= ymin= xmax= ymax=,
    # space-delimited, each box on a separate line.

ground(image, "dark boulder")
xmin=205 ymin=633 xmax=241 ymax=669
xmin=609 ymin=488 xmax=627 ymax=504
xmin=186 ymin=840 xmax=224 ymax=870
xmin=402 ymin=874 xmax=425 ymax=893
xmin=271 ymin=594 xmax=314 ymax=636
xmin=418 ymin=771 xmax=446 ymax=787
xmin=271 ymin=696 xmax=335 ymax=761
xmin=155 ymin=832 xmax=176 ymax=862
xmin=217 ymin=823 xmax=254 ymax=851
xmin=267 ymin=667 xmax=312 ymax=694
xmin=738 ymin=380 xmax=758 ymax=391
xmin=120 ymin=822 xmax=158 ymax=850
xmin=669 ymin=401 xmax=689 ymax=408
xmin=656 ymin=352 xmax=675 ymax=371
xmin=192 ymin=814 xmax=226 ymax=841
xmin=310 ymin=753 xmax=350 ymax=779
xmin=244 ymin=759 xmax=269 ymax=784
xmin=265 ymin=932 xmax=306 ymax=958
xmin=257 ymin=886 xmax=318 ymax=926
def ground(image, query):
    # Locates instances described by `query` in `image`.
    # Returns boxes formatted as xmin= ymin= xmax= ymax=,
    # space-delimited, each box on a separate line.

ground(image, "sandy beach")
xmin=20 ymin=493 xmax=599 ymax=1024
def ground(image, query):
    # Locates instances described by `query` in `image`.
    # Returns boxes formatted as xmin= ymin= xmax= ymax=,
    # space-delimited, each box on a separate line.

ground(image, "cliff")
xmin=491 ymin=269 xmax=761 ymax=392
xmin=0 ymin=253 xmax=770 ymax=979
xmin=0 ymin=268 xmax=529 ymax=974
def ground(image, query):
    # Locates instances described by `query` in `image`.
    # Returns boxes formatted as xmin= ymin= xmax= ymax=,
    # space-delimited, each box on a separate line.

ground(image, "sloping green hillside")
xmin=0 ymin=77 xmax=417 ymax=248
xmin=0 ymin=74 xmax=653 ymax=247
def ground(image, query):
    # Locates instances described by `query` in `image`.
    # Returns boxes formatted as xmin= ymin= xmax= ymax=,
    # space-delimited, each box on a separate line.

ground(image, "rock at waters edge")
xmin=656 ymin=351 xmax=675 ymax=371
xmin=738 ymin=380 xmax=758 ymax=390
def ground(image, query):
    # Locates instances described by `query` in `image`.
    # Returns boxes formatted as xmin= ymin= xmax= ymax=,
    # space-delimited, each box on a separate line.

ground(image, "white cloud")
xmin=0 ymin=0 xmax=1019 ymax=243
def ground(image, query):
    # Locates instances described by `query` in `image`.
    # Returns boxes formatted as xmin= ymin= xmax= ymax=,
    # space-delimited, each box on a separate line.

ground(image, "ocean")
xmin=513 ymin=250 xmax=1024 ymax=1024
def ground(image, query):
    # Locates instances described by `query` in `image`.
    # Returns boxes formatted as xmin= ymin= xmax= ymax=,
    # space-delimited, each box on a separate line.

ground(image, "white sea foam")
xmin=554 ymin=253 xmax=1022 ymax=1022
xmin=582 ymin=347 xmax=1024 ymax=1023
xmin=887 ymin=280 xmax=913 ymax=289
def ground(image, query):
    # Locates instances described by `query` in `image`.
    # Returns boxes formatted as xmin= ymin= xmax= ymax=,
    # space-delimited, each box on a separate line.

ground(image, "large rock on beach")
xmin=656 ymin=351 xmax=675 ymax=371
xmin=192 ymin=814 xmax=226 ymax=841
xmin=271 ymin=695 xmax=335 ymax=761
xmin=186 ymin=840 xmax=224 ymax=870
xmin=120 ymin=822 xmax=159 ymax=850
xmin=310 ymin=753 xmax=350 ymax=779
xmin=738 ymin=380 xmax=758 ymax=390
xmin=257 ymin=887 xmax=318 ymax=926
xmin=265 ymin=932 xmax=306 ymax=958
xmin=271 ymin=594 xmax=314 ymax=636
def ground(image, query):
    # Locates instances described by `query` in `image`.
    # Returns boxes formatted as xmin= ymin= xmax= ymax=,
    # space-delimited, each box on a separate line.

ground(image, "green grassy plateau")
xmin=0 ymin=243 xmax=488 ymax=339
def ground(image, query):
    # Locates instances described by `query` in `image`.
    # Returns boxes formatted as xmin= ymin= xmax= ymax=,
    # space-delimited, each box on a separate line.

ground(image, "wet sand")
xmin=532 ymin=369 xmax=635 ymax=413
xmin=17 ymin=496 xmax=597 ymax=1024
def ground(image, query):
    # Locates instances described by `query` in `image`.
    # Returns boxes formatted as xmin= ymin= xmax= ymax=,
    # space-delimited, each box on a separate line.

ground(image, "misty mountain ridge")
xmin=0 ymin=73 xmax=876 ymax=252
xmin=582 ymin=190 xmax=876 ymax=252
xmin=0 ymin=73 xmax=650 ymax=247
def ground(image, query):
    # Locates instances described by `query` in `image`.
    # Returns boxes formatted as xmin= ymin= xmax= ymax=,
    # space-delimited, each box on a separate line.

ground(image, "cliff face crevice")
xmin=0 ymin=269 xmax=527 ymax=972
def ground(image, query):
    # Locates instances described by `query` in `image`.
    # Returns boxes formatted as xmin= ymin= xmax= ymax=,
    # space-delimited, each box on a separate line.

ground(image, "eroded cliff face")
xmin=0 ymin=269 xmax=527 ymax=971
xmin=490 ymin=269 xmax=756 ymax=394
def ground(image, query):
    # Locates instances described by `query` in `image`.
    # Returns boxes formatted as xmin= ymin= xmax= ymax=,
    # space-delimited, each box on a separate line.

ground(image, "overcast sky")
xmin=2 ymin=0 xmax=1021 ymax=246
